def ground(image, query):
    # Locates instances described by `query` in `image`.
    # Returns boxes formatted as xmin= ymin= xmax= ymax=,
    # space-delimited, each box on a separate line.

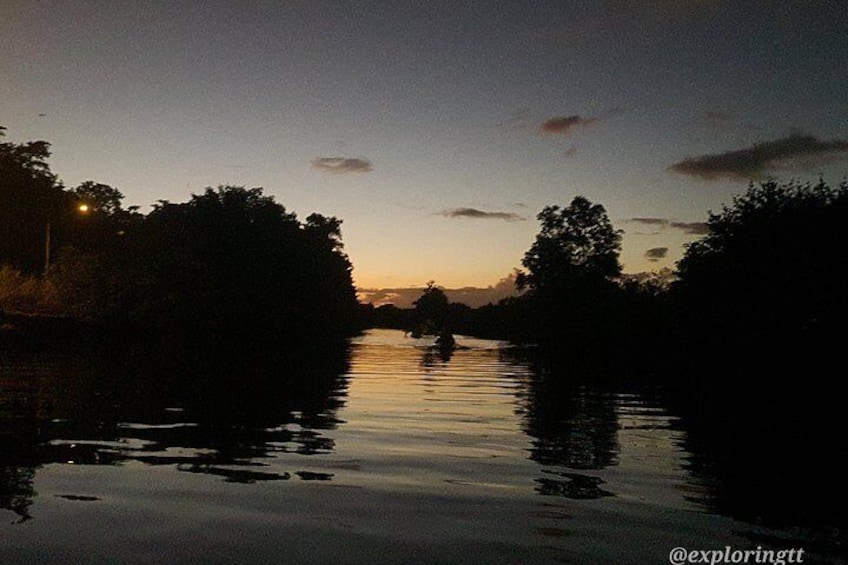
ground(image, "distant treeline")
xmin=0 ymin=127 xmax=361 ymax=349
xmin=367 ymin=179 xmax=848 ymax=386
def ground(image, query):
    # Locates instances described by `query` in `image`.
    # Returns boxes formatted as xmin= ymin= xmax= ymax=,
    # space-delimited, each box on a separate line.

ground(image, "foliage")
xmin=71 ymin=181 xmax=126 ymax=215
xmin=618 ymin=268 xmax=677 ymax=297
xmin=678 ymin=179 xmax=846 ymax=278
xmin=517 ymin=196 xmax=622 ymax=293
xmin=1 ymin=127 xmax=362 ymax=348
xmin=674 ymin=179 xmax=848 ymax=376
xmin=46 ymin=248 xmax=117 ymax=320
xmin=0 ymin=126 xmax=67 ymax=273
xmin=364 ymin=303 xmax=415 ymax=330
xmin=412 ymin=281 xmax=450 ymax=334
xmin=112 ymin=185 xmax=361 ymax=346
xmin=513 ymin=196 xmax=624 ymax=351
xmin=0 ymin=265 xmax=61 ymax=314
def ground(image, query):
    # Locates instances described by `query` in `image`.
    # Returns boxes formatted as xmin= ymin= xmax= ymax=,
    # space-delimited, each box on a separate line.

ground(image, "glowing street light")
xmin=44 ymin=203 xmax=92 ymax=274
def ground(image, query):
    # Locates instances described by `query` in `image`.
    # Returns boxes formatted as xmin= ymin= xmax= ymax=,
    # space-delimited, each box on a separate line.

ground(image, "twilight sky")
xmin=2 ymin=1 xmax=847 ymax=300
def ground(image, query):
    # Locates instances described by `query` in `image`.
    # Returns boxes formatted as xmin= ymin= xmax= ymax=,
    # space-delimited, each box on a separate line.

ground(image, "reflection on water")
xmin=0 ymin=341 xmax=350 ymax=524
xmin=520 ymin=384 xmax=619 ymax=469
xmin=1 ymin=329 xmax=844 ymax=563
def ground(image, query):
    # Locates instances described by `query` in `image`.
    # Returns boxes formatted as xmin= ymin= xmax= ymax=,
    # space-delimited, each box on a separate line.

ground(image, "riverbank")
xmin=0 ymin=310 xmax=89 ymax=340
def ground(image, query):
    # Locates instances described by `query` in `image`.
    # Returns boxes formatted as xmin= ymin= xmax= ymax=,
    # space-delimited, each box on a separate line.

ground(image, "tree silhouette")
xmin=71 ymin=181 xmax=126 ymax=216
xmin=674 ymin=179 xmax=848 ymax=375
xmin=516 ymin=196 xmax=623 ymax=351
xmin=412 ymin=281 xmax=450 ymax=335
xmin=1 ymin=133 xmax=362 ymax=342
xmin=0 ymin=127 xmax=67 ymax=273
xmin=517 ymin=196 xmax=622 ymax=294
xmin=112 ymin=185 xmax=361 ymax=348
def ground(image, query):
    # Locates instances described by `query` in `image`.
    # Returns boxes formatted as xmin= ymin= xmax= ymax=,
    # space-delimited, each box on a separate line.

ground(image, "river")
xmin=0 ymin=329 xmax=843 ymax=563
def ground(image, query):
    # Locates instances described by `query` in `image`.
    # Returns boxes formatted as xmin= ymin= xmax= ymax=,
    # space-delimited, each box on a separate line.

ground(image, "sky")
xmin=2 ymin=1 xmax=847 ymax=303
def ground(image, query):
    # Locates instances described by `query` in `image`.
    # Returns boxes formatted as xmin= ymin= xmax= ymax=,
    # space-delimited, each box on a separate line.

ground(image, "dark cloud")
xmin=668 ymin=132 xmax=848 ymax=181
xmin=311 ymin=157 xmax=373 ymax=174
xmin=540 ymin=115 xmax=596 ymax=135
xmin=625 ymin=218 xmax=709 ymax=235
xmin=629 ymin=217 xmax=668 ymax=226
xmin=669 ymin=221 xmax=709 ymax=235
xmin=644 ymin=247 xmax=669 ymax=262
xmin=440 ymin=208 xmax=524 ymax=221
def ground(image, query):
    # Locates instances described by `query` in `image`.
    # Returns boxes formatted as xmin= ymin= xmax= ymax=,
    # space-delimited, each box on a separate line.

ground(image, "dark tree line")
xmin=673 ymin=179 xmax=848 ymax=375
xmin=1 ymin=128 xmax=361 ymax=350
xmin=370 ymin=179 xmax=847 ymax=392
xmin=5 ymin=126 xmax=847 ymax=379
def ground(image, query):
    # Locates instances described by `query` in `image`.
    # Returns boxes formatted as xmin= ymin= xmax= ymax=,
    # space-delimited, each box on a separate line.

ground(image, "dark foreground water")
xmin=0 ymin=329 xmax=844 ymax=563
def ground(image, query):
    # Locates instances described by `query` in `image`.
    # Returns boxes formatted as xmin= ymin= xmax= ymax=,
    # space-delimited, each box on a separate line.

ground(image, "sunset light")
xmin=2 ymin=2 xmax=845 ymax=297
xmin=1 ymin=2 xmax=846 ymax=563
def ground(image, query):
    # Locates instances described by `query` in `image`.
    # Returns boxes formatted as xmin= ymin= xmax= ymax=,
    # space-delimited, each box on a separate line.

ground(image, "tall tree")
xmin=71 ymin=181 xmax=125 ymax=215
xmin=0 ymin=127 xmax=66 ymax=272
xmin=517 ymin=196 xmax=622 ymax=294
xmin=516 ymin=196 xmax=623 ymax=352
xmin=412 ymin=281 xmax=450 ymax=334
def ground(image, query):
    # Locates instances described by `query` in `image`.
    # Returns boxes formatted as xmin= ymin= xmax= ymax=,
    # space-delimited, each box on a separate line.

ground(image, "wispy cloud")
xmin=625 ymin=218 xmax=708 ymax=235
xmin=696 ymin=111 xmax=761 ymax=135
xmin=669 ymin=221 xmax=709 ymax=235
xmin=440 ymin=208 xmax=525 ymax=221
xmin=311 ymin=157 xmax=373 ymax=174
xmin=644 ymin=247 xmax=669 ymax=262
xmin=540 ymin=115 xmax=596 ymax=135
xmin=629 ymin=217 xmax=668 ymax=226
xmin=668 ymin=132 xmax=848 ymax=181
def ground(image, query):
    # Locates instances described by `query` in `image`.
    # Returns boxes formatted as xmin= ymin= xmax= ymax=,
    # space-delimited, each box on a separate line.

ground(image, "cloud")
xmin=440 ymin=208 xmax=525 ymax=221
xmin=625 ymin=218 xmax=709 ymax=235
xmin=311 ymin=157 xmax=373 ymax=174
xmin=540 ymin=115 xmax=596 ymax=135
xmin=669 ymin=221 xmax=709 ymax=235
xmin=668 ymin=132 xmax=848 ymax=181
xmin=644 ymin=247 xmax=669 ymax=262
xmin=629 ymin=217 xmax=668 ymax=226
xmin=696 ymin=111 xmax=761 ymax=134
xmin=563 ymin=146 xmax=578 ymax=158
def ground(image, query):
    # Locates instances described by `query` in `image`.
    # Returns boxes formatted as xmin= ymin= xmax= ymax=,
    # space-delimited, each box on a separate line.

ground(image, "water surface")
xmin=0 ymin=329 xmax=842 ymax=563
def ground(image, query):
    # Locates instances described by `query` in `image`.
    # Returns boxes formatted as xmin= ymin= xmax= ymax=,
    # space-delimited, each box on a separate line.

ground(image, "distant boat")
xmin=435 ymin=330 xmax=455 ymax=350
